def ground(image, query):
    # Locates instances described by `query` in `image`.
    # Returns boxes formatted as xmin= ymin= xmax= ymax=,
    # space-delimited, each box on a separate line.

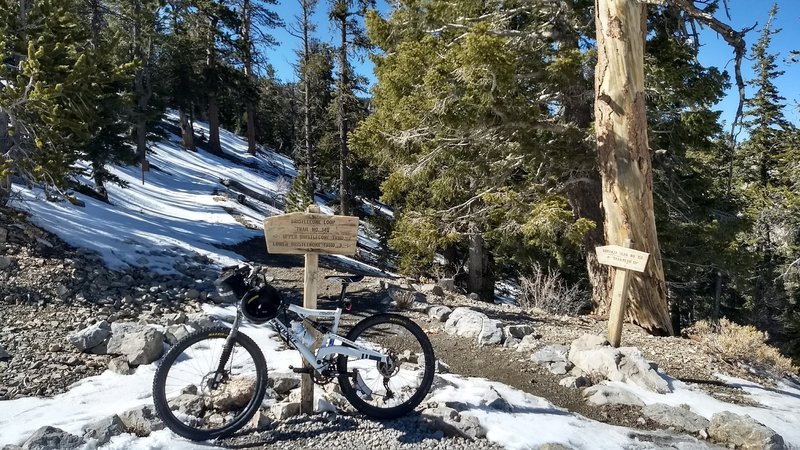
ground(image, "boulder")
xmin=532 ymin=345 xmax=573 ymax=375
xmin=0 ymin=345 xmax=9 ymax=361
xmin=428 ymin=306 xmax=452 ymax=322
xmin=504 ymin=324 xmax=535 ymax=339
xmin=479 ymin=386 xmax=512 ymax=412
xmin=569 ymin=334 xmax=670 ymax=394
xmin=559 ymin=376 xmax=592 ymax=389
xmin=445 ymin=307 xmax=505 ymax=345
xmin=171 ymin=393 xmax=206 ymax=417
xmin=642 ymin=403 xmax=709 ymax=434
xmin=106 ymin=323 xmax=164 ymax=366
xmin=270 ymin=373 xmax=301 ymax=396
xmin=164 ymin=325 xmax=191 ymax=345
xmin=503 ymin=336 xmax=521 ymax=348
xmin=477 ymin=320 xmax=504 ymax=346
xmin=421 ymin=407 xmax=485 ymax=440
xmin=208 ymin=376 xmax=256 ymax=410
xmin=108 ymin=357 xmax=132 ymax=375
xmin=118 ymin=404 xmax=164 ymax=437
xmin=516 ymin=334 xmax=540 ymax=353
xmin=67 ymin=321 xmax=111 ymax=353
xmin=186 ymin=314 xmax=223 ymax=330
xmin=270 ymin=401 xmax=301 ymax=420
xmin=708 ymin=411 xmax=785 ymax=450
xmin=582 ymin=385 xmax=644 ymax=407
xmin=82 ymin=415 xmax=127 ymax=446
xmin=247 ymin=409 xmax=272 ymax=431
xmin=22 ymin=426 xmax=85 ymax=450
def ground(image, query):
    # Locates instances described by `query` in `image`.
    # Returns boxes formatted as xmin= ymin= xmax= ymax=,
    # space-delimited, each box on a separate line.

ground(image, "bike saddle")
xmin=325 ymin=275 xmax=364 ymax=284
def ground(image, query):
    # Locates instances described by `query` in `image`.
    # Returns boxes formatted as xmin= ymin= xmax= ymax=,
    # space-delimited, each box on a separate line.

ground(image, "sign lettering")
xmin=263 ymin=212 xmax=359 ymax=256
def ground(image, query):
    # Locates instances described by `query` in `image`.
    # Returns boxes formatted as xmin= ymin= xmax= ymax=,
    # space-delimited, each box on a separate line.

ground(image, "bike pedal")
xmin=289 ymin=365 xmax=314 ymax=374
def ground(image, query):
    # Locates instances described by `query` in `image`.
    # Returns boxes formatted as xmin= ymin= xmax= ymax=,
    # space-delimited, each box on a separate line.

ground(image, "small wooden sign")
xmin=596 ymin=240 xmax=650 ymax=348
xmin=263 ymin=212 xmax=358 ymax=256
xmin=596 ymin=245 xmax=650 ymax=272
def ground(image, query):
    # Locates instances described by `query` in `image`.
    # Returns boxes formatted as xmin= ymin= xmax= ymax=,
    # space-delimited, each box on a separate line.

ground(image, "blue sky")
xmin=263 ymin=0 xmax=800 ymax=126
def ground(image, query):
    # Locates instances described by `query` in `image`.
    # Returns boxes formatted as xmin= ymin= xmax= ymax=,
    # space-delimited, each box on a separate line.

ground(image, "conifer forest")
xmin=2 ymin=0 xmax=799 ymax=364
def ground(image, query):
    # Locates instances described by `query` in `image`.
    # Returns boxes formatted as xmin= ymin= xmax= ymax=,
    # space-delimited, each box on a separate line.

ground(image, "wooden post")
xmin=262 ymin=206 xmax=358 ymax=416
xmin=300 ymin=205 xmax=320 ymax=414
xmin=596 ymin=239 xmax=649 ymax=348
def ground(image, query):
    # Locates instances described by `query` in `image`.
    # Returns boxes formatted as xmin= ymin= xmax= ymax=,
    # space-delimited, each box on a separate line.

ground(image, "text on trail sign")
xmin=595 ymin=245 xmax=650 ymax=272
xmin=263 ymin=212 xmax=359 ymax=256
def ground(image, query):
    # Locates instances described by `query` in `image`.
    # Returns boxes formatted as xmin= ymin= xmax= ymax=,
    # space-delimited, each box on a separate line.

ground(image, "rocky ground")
xmin=1 ymin=210 xmax=797 ymax=450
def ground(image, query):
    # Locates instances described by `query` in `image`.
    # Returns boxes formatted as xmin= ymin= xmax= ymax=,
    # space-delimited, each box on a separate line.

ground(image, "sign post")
xmin=595 ymin=240 xmax=650 ymax=347
xmin=263 ymin=206 xmax=359 ymax=414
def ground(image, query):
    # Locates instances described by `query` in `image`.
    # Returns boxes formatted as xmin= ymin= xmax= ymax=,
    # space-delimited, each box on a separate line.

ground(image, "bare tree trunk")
xmin=594 ymin=0 xmax=673 ymax=335
xmin=467 ymin=227 xmax=494 ymax=302
xmin=179 ymin=109 xmax=195 ymax=150
xmin=0 ymin=110 xmax=9 ymax=205
xmin=242 ymin=0 xmax=257 ymax=155
xmin=336 ymin=12 xmax=352 ymax=215
xmin=207 ymin=18 xmax=221 ymax=154
xmin=301 ymin=0 xmax=315 ymax=197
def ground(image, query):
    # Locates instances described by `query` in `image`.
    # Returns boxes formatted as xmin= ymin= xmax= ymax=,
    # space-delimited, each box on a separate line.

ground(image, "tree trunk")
xmin=179 ymin=109 xmax=195 ymax=150
xmin=594 ymin=0 xmax=673 ymax=335
xmin=337 ymin=13 xmax=352 ymax=216
xmin=0 ymin=109 xmax=9 ymax=205
xmin=467 ymin=225 xmax=494 ymax=301
xmin=242 ymin=0 xmax=257 ymax=155
xmin=302 ymin=0 xmax=315 ymax=198
xmin=207 ymin=18 xmax=221 ymax=155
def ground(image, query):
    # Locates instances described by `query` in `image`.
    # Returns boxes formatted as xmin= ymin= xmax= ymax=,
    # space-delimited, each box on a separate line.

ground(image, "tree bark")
xmin=336 ymin=11 xmax=352 ymax=215
xmin=594 ymin=0 xmax=673 ymax=335
xmin=207 ymin=17 xmax=221 ymax=154
xmin=179 ymin=109 xmax=195 ymax=150
xmin=0 ymin=109 xmax=9 ymax=205
xmin=467 ymin=225 xmax=494 ymax=301
xmin=242 ymin=0 xmax=257 ymax=155
xmin=301 ymin=0 xmax=315 ymax=197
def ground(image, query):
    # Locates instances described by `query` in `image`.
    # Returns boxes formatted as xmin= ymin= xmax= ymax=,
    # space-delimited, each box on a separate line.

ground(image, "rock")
xmin=428 ymin=305 xmax=452 ymax=322
xmin=171 ymin=393 xmax=205 ymax=417
xmin=106 ymin=323 xmax=164 ymax=365
xmin=421 ymin=407 xmax=485 ymax=440
xmin=0 ymin=227 xmax=7 ymax=243
xmin=208 ymin=376 xmax=256 ymax=410
xmin=477 ymin=319 xmax=504 ymax=346
xmin=516 ymin=334 xmax=540 ymax=352
xmin=22 ymin=426 xmax=85 ymax=450
xmin=67 ymin=321 xmax=111 ymax=353
xmin=582 ymin=385 xmax=644 ymax=407
xmin=532 ymin=345 xmax=573 ymax=375
xmin=430 ymin=285 xmax=445 ymax=297
xmin=479 ymin=386 xmax=512 ymax=412
xmin=108 ymin=357 xmax=132 ymax=375
xmin=55 ymin=284 xmax=69 ymax=298
xmin=164 ymin=324 xmax=191 ymax=345
xmin=568 ymin=334 xmax=670 ymax=394
xmin=537 ymin=444 xmax=574 ymax=450
xmin=247 ymin=409 xmax=272 ymax=431
xmin=437 ymin=278 xmax=456 ymax=292
xmin=445 ymin=308 xmax=494 ymax=341
xmin=505 ymin=324 xmax=535 ymax=339
xmin=119 ymin=404 xmax=164 ymax=437
xmin=558 ymin=376 xmax=592 ymax=389
xmin=186 ymin=314 xmax=223 ymax=329
xmin=186 ymin=289 xmax=200 ymax=300
xmin=82 ymin=414 xmax=127 ymax=446
xmin=0 ymin=345 xmax=9 ymax=361
xmin=503 ymin=336 xmax=521 ymax=348
xmin=270 ymin=373 xmax=301 ymax=396
xmin=708 ymin=411 xmax=785 ymax=450
xmin=642 ymin=403 xmax=709 ymax=434
xmin=270 ymin=401 xmax=301 ymax=420
xmin=0 ymin=256 xmax=12 ymax=270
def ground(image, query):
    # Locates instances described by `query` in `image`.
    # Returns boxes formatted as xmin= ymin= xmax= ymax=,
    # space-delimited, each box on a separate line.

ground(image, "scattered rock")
xmin=67 ymin=321 xmax=111 ymax=353
xmin=445 ymin=308 xmax=504 ymax=345
xmin=118 ymin=404 xmax=164 ymax=437
xmin=478 ymin=320 xmax=504 ymax=346
xmin=532 ymin=345 xmax=573 ymax=375
xmin=421 ymin=407 xmax=485 ymax=440
xmin=569 ymin=334 xmax=670 ymax=394
xmin=0 ymin=256 xmax=12 ymax=270
xmin=247 ymin=409 xmax=272 ymax=431
xmin=428 ymin=305 xmax=452 ymax=322
xmin=479 ymin=386 xmax=512 ymax=412
xmin=82 ymin=414 xmax=127 ymax=446
xmin=270 ymin=373 xmax=301 ymax=396
xmin=558 ymin=375 xmax=592 ymax=389
xmin=186 ymin=314 xmax=223 ymax=330
xmin=22 ymin=426 xmax=85 ymax=450
xmin=642 ymin=403 xmax=709 ymax=434
xmin=108 ymin=357 xmax=132 ymax=375
xmin=271 ymin=401 xmax=301 ymax=420
xmin=516 ymin=334 xmax=540 ymax=352
xmin=208 ymin=376 xmax=256 ymax=410
xmin=437 ymin=278 xmax=456 ymax=293
xmin=0 ymin=345 xmax=10 ymax=361
xmin=164 ymin=324 xmax=191 ymax=345
xmin=582 ymin=385 xmax=644 ymax=407
xmin=106 ymin=323 xmax=165 ymax=366
xmin=0 ymin=227 xmax=7 ymax=243
xmin=504 ymin=324 xmax=535 ymax=339
xmin=171 ymin=393 xmax=205 ymax=417
xmin=708 ymin=411 xmax=785 ymax=450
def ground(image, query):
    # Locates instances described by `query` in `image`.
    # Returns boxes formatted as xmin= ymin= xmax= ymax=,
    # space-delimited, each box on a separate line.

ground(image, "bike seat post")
xmin=338 ymin=282 xmax=349 ymax=305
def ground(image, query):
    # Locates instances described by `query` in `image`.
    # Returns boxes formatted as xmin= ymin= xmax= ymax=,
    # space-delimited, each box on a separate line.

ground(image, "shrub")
xmin=688 ymin=318 xmax=797 ymax=376
xmin=388 ymin=288 xmax=417 ymax=311
xmin=517 ymin=264 xmax=589 ymax=316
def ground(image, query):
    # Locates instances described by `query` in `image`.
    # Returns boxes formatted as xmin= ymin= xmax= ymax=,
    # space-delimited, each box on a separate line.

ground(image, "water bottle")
xmin=290 ymin=321 xmax=315 ymax=347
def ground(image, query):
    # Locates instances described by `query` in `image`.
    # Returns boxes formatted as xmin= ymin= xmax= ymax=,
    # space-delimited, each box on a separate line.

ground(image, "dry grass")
xmin=388 ymin=288 xmax=418 ymax=310
xmin=688 ymin=318 xmax=797 ymax=376
xmin=517 ymin=264 xmax=589 ymax=316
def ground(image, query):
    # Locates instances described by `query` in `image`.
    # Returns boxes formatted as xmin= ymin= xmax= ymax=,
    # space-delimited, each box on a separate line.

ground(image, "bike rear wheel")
xmin=337 ymin=314 xmax=435 ymax=419
xmin=152 ymin=327 xmax=267 ymax=441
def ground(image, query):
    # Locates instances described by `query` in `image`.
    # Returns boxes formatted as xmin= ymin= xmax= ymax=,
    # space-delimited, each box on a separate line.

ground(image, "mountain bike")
xmin=152 ymin=265 xmax=435 ymax=442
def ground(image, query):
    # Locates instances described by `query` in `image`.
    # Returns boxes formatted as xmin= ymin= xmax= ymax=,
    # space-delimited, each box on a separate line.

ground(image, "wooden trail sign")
xmin=263 ymin=206 xmax=359 ymax=414
xmin=596 ymin=240 xmax=650 ymax=348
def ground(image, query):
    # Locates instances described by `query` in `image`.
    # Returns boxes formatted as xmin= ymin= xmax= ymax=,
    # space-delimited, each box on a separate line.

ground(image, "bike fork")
xmin=213 ymin=310 xmax=242 ymax=382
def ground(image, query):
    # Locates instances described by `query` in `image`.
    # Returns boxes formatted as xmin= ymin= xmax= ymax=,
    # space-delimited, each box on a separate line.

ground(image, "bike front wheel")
xmin=152 ymin=327 xmax=267 ymax=441
xmin=337 ymin=314 xmax=435 ymax=419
